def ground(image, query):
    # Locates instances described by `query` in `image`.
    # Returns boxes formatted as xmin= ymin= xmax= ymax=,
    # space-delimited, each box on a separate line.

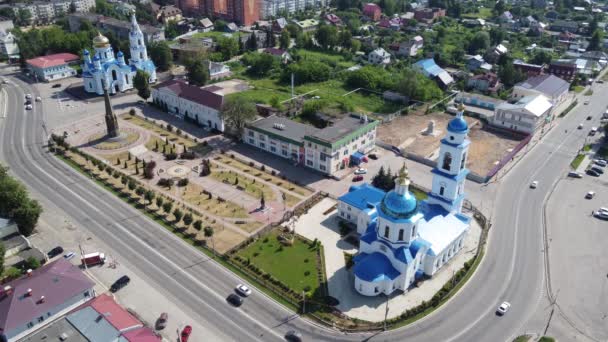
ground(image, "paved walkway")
xmin=292 ymin=197 xmax=482 ymax=322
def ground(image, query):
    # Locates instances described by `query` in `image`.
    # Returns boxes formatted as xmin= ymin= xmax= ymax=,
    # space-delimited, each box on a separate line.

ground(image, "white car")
xmin=35 ymin=96 xmax=41 ymax=102
xmin=586 ymin=191 xmax=595 ymax=199
xmin=354 ymin=168 xmax=367 ymax=175
xmin=63 ymin=252 xmax=76 ymax=260
xmin=25 ymin=104 xmax=32 ymax=110
xmin=594 ymin=211 xmax=608 ymax=219
xmin=25 ymin=94 xmax=32 ymax=99
xmin=530 ymin=181 xmax=538 ymax=189
xmin=496 ymin=301 xmax=511 ymax=315
xmin=235 ymin=284 xmax=252 ymax=297
xmin=578 ymin=123 xmax=584 ymax=129
xmin=594 ymin=160 xmax=607 ymax=167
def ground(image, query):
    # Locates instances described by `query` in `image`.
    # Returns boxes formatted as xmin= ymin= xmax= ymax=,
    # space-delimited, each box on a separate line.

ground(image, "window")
xmin=347 ymin=206 xmax=351 ymax=211
xmin=282 ymin=150 xmax=288 ymax=156
xmin=384 ymin=226 xmax=390 ymax=238
xmin=319 ymin=165 xmax=326 ymax=171
xmin=84 ymin=291 xmax=90 ymax=297
xmin=343 ymin=149 xmax=349 ymax=155
xmin=38 ymin=316 xmax=44 ymax=323
xmin=270 ymin=146 xmax=276 ymax=152
xmin=461 ymin=152 xmax=467 ymax=170
xmin=249 ymin=138 xmax=255 ymax=144
xmin=374 ymin=287 xmax=379 ymax=293
xmin=398 ymin=229 xmax=404 ymax=241
xmin=320 ymin=153 xmax=326 ymax=161
xmin=346 ymin=214 xmax=351 ymax=219
xmin=442 ymin=152 xmax=452 ymax=171
xmin=439 ymin=186 xmax=445 ymax=196
xmin=27 ymin=322 xmax=34 ymax=328
xmin=450 ymin=135 xmax=454 ymax=141
xmin=248 ymin=131 xmax=254 ymax=137
xmin=306 ymin=160 xmax=313 ymax=166
xmin=259 ymin=142 xmax=265 ymax=148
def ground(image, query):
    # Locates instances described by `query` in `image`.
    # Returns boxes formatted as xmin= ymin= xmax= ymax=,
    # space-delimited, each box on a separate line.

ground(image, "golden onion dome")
xmin=93 ymin=32 xmax=110 ymax=48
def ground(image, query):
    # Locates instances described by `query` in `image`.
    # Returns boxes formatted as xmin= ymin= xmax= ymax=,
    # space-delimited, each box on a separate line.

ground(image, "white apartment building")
xmin=243 ymin=114 xmax=378 ymax=176
xmin=368 ymin=48 xmax=391 ymax=66
xmin=492 ymin=94 xmax=553 ymax=134
xmin=12 ymin=0 xmax=95 ymax=23
xmin=261 ymin=0 xmax=329 ymax=19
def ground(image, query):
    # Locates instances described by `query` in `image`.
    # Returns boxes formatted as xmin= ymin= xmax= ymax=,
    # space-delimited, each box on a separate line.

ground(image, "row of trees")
xmin=0 ymin=164 xmax=43 ymax=236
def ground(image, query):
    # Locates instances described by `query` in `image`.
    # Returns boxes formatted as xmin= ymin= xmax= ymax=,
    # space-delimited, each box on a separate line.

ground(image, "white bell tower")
xmin=427 ymin=105 xmax=470 ymax=213
xmin=129 ymin=13 xmax=148 ymax=65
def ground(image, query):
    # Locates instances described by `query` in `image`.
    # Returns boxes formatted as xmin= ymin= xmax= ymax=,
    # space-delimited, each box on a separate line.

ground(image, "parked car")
xmin=354 ymin=168 xmax=367 ymax=175
xmin=47 ymin=246 xmax=64 ymax=258
xmin=63 ymin=252 xmax=75 ymax=260
xmin=35 ymin=96 xmax=41 ymax=102
xmin=52 ymin=83 xmax=61 ymax=88
xmin=594 ymin=160 xmax=607 ymax=167
xmin=578 ymin=123 xmax=584 ymax=129
xmin=496 ymin=301 xmax=511 ymax=315
xmin=584 ymin=100 xmax=590 ymax=105
xmin=110 ymin=275 xmax=130 ymax=292
xmin=25 ymin=99 xmax=31 ymax=105
xmin=591 ymin=166 xmax=604 ymax=174
xmin=586 ymin=191 xmax=596 ymax=199
xmin=368 ymin=153 xmax=378 ymax=160
xmin=25 ymin=104 xmax=32 ymax=110
xmin=227 ymin=293 xmax=244 ymax=306
xmin=352 ymin=175 xmax=364 ymax=182
xmin=587 ymin=169 xmax=600 ymax=177
xmin=235 ymin=284 xmax=252 ymax=297
xmin=587 ymin=115 xmax=592 ymax=120
xmin=156 ymin=312 xmax=168 ymax=330
xmin=530 ymin=181 xmax=538 ymax=189
xmin=567 ymin=171 xmax=583 ymax=178
xmin=589 ymin=127 xmax=598 ymax=136
xmin=180 ymin=325 xmax=192 ymax=342
xmin=594 ymin=211 xmax=608 ymax=220
xmin=285 ymin=330 xmax=303 ymax=342
xmin=25 ymin=93 xmax=32 ymax=99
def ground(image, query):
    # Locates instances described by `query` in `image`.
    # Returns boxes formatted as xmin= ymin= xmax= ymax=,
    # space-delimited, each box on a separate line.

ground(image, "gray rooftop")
xmin=66 ymin=306 xmax=121 ymax=342
xmin=308 ymin=114 xmax=374 ymax=144
xmin=515 ymin=74 xmax=570 ymax=98
xmin=1 ymin=233 xmax=28 ymax=250
xmin=248 ymin=116 xmax=320 ymax=144
xmin=21 ymin=317 xmax=88 ymax=342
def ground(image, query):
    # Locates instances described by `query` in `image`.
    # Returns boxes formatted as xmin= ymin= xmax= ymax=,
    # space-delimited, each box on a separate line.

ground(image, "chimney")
xmin=27 ymin=288 xmax=32 ymax=297
xmin=27 ymin=269 xmax=33 ymax=277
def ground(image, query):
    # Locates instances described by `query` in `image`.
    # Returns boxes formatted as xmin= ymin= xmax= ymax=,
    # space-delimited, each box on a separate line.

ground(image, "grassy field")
xmin=181 ymin=182 xmax=250 ymax=219
xmin=211 ymin=170 xmax=276 ymax=201
xmin=189 ymin=31 xmax=232 ymax=40
xmin=237 ymin=230 xmax=320 ymax=294
xmin=572 ymin=85 xmax=585 ymax=93
xmin=571 ymin=153 xmax=585 ymax=169
xmin=296 ymin=49 xmax=356 ymax=68
xmin=461 ymin=7 xmax=493 ymax=19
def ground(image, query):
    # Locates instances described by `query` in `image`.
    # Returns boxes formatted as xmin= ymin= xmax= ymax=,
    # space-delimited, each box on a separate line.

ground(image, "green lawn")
xmin=461 ymin=7 xmax=493 ymax=19
xmin=237 ymin=230 xmax=320 ymax=294
xmin=571 ymin=153 xmax=585 ymax=169
xmin=188 ymin=31 xmax=232 ymax=41
xmin=295 ymin=49 xmax=356 ymax=69
xmin=512 ymin=336 xmax=531 ymax=342
xmin=572 ymin=85 xmax=585 ymax=93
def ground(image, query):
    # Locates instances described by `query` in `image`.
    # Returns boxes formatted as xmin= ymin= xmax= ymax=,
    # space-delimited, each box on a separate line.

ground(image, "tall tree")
xmin=133 ymin=70 xmax=151 ymax=100
xmin=148 ymin=41 xmax=173 ymax=71
xmin=186 ymin=58 xmax=209 ymax=86
xmin=220 ymin=96 xmax=257 ymax=135
xmin=216 ymin=36 xmax=239 ymax=60
xmin=588 ymin=29 xmax=603 ymax=51
xmin=266 ymin=29 xmax=276 ymax=48
xmin=493 ymin=0 xmax=506 ymax=17
xmin=279 ymin=30 xmax=290 ymax=49
xmin=246 ymin=32 xmax=258 ymax=51
xmin=315 ymin=25 xmax=338 ymax=50
xmin=339 ymin=30 xmax=352 ymax=48
xmin=468 ymin=31 xmax=490 ymax=54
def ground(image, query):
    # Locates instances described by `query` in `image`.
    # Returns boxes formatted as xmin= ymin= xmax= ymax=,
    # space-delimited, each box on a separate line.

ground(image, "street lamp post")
xmin=384 ymin=293 xmax=390 ymax=331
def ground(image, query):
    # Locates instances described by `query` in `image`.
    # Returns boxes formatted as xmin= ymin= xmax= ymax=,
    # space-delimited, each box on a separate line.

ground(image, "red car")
xmin=181 ymin=325 xmax=192 ymax=342
xmin=352 ymin=175 xmax=364 ymax=182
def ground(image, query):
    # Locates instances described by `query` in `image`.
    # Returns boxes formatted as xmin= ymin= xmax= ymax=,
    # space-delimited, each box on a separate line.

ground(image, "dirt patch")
xmin=377 ymin=111 xmax=522 ymax=175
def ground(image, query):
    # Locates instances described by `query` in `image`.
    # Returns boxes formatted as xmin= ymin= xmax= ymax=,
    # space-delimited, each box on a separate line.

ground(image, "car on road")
xmin=496 ymin=301 xmax=511 ymax=315
xmin=530 ymin=181 xmax=538 ymax=189
xmin=25 ymin=94 xmax=32 ymax=99
xmin=568 ymin=171 xmax=583 ymax=178
xmin=584 ymin=100 xmax=590 ymax=105
xmin=235 ymin=284 xmax=252 ymax=297
xmin=586 ymin=191 xmax=596 ymax=199
xmin=137 ymin=100 xmax=145 ymax=104
xmin=47 ymin=246 xmax=64 ymax=258
xmin=52 ymin=83 xmax=61 ymax=88
xmin=352 ymin=175 xmax=364 ymax=182
xmin=35 ymin=96 xmax=41 ymax=102
xmin=586 ymin=169 xmax=601 ymax=177
xmin=285 ymin=330 xmax=303 ymax=341
xmin=594 ymin=211 xmax=608 ymax=220
xmin=594 ymin=159 xmax=607 ymax=167
xmin=63 ymin=252 xmax=75 ymax=260
xmin=155 ymin=312 xmax=168 ymax=330
xmin=227 ymin=293 xmax=244 ymax=306
xmin=25 ymin=104 xmax=32 ymax=110
xmin=180 ymin=325 xmax=192 ymax=342
xmin=598 ymin=80 xmax=605 ymax=83
xmin=110 ymin=275 xmax=130 ymax=292
xmin=368 ymin=153 xmax=378 ymax=160
xmin=354 ymin=168 xmax=367 ymax=175
xmin=578 ymin=123 xmax=584 ymax=129
xmin=587 ymin=115 xmax=592 ymax=120
xmin=589 ymin=127 xmax=598 ymax=136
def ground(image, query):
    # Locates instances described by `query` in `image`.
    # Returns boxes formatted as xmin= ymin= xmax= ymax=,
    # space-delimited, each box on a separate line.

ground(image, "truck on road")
xmin=81 ymin=252 xmax=106 ymax=267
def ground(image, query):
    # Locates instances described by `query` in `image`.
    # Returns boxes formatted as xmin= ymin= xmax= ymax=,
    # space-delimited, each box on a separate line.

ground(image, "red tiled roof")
xmin=26 ymin=53 xmax=80 ymax=69
xmin=122 ymin=327 xmax=161 ymax=342
xmin=0 ymin=259 xmax=95 ymax=333
xmin=89 ymin=294 xmax=142 ymax=332
xmin=155 ymin=79 xmax=224 ymax=110
xmin=364 ymin=3 xmax=381 ymax=13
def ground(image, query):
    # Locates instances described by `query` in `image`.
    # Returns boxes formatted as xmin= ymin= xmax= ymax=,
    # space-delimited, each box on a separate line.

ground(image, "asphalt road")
xmin=0 ymin=72 xmax=604 ymax=342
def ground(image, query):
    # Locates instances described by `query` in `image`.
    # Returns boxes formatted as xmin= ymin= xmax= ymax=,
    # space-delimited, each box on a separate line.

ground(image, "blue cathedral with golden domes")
xmin=82 ymin=14 xmax=156 ymax=95
xmin=337 ymin=110 xmax=472 ymax=296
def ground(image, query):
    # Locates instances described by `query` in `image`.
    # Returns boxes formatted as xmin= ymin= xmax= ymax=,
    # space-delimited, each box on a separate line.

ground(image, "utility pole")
xmin=302 ymin=291 xmax=305 ymax=314
xmin=384 ymin=293 xmax=389 ymax=331
xmin=79 ymin=244 xmax=87 ymax=271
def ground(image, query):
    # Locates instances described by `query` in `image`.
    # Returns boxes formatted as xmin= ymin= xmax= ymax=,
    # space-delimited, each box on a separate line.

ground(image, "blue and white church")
xmin=82 ymin=14 xmax=157 ymax=96
xmin=337 ymin=110 xmax=472 ymax=296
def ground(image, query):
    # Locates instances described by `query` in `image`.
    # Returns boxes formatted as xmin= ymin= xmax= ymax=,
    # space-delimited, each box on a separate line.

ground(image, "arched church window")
xmin=439 ymin=186 xmax=445 ymax=196
xmin=442 ymin=152 xmax=452 ymax=171
xmin=398 ymin=229 xmax=404 ymax=241
xmin=140 ymin=52 xmax=144 ymax=60
xmin=384 ymin=226 xmax=390 ymax=238
xmin=411 ymin=226 xmax=416 ymax=238
xmin=460 ymin=152 xmax=467 ymax=170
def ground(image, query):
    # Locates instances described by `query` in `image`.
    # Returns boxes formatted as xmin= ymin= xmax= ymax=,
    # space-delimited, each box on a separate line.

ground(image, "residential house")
xmin=325 ymin=13 xmax=342 ymax=26
xmin=151 ymin=79 xmax=225 ymax=131
xmin=199 ymin=18 xmax=214 ymax=32
xmin=467 ymin=73 xmax=502 ymax=94
xmin=494 ymin=44 xmax=508 ymax=56
xmin=397 ymin=36 xmax=423 ymax=57
xmin=548 ymin=59 xmax=577 ymax=81
xmin=226 ymin=22 xmax=239 ymax=32
xmin=512 ymin=74 xmax=570 ymax=106
xmin=378 ymin=17 xmax=402 ymax=30
xmin=521 ymin=15 xmax=537 ymax=27
xmin=498 ymin=11 xmax=513 ymax=22
xmin=26 ymin=53 xmax=80 ymax=82
xmin=513 ymin=59 xmax=544 ymax=77
xmin=414 ymin=7 xmax=446 ymax=24
xmin=273 ymin=17 xmax=287 ymax=32
xmin=545 ymin=11 xmax=559 ymax=21
xmin=264 ymin=47 xmax=292 ymax=63
xmin=363 ymin=3 xmax=382 ymax=21
xmin=8 ymin=0 xmax=94 ymax=24
xmin=243 ymin=114 xmax=378 ymax=176
xmin=575 ymin=58 xmax=601 ymax=75
xmin=454 ymin=92 xmax=504 ymax=120
xmin=293 ymin=19 xmax=318 ymax=32
xmin=462 ymin=18 xmax=486 ymax=28
xmin=465 ymin=55 xmax=492 ymax=72
xmin=0 ymin=259 xmax=95 ymax=341
xmin=413 ymin=58 xmax=454 ymax=88
xmin=492 ymin=95 xmax=553 ymax=134
xmin=208 ymin=61 xmax=231 ymax=80
xmin=156 ymin=5 xmax=183 ymax=24
xmin=550 ymin=20 xmax=579 ymax=33
xmin=581 ymin=51 xmax=608 ymax=63
xmin=0 ymin=30 xmax=19 ymax=62
xmin=368 ymin=48 xmax=391 ymax=66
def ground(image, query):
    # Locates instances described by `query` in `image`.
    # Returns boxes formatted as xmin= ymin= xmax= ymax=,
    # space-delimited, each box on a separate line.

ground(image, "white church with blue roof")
xmin=337 ymin=110 xmax=472 ymax=296
xmin=82 ymin=14 xmax=157 ymax=96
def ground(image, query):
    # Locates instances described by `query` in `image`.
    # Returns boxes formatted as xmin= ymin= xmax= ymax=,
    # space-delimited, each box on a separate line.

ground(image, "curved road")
xmin=0 ymin=73 xmax=599 ymax=341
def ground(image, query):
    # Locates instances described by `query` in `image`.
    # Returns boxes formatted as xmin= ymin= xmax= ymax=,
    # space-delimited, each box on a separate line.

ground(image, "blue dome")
xmin=117 ymin=51 xmax=124 ymax=57
xmin=380 ymin=189 xmax=417 ymax=219
xmin=447 ymin=116 xmax=468 ymax=133
xmin=93 ymin=54 xmax=100 ymax=61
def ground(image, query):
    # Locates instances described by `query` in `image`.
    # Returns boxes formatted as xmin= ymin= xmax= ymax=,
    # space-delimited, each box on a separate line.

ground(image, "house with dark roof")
xmin=512 ymin=74 xmax=570 ymax=106
xmin=413 ymin=7 xmax=445 ymax=24
xmin=513 ymin=59 xmax=544 ymax=77
xmin=548 ymin=59 xmax=577 ymax=81
xmin=272 ymin=17 xmax=287 ymax=32
xmin=243 ymin=114 xmax=378 ymax=176
xmin=0 ymin=259 xmax=95 ymax=341
xmin=550 ymin=20 xmax=579 ymax=33
xmin=151 ymin=79 xmax=225 ymax=131
xmin=467 ymin=73 xmax=502 ymax=94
